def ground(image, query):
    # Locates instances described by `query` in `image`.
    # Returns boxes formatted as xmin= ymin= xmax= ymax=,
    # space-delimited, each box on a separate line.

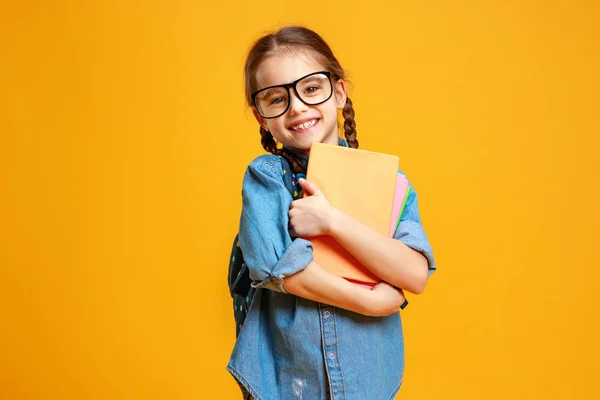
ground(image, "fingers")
xmin=298 ymin=178 xmax=321 ymax=196
xmin=288 ymin=224 xmax=297 ymax=238
xmin=288 ymin=210 xmax=296 ymax=235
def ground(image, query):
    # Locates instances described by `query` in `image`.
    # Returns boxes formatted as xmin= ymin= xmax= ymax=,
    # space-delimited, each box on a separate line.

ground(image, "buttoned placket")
xmin=319 ymin=303 xmax=346 ymax=400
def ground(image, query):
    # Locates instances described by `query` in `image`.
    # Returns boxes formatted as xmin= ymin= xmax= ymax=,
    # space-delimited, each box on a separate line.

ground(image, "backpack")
xmin=227 ymin=234 xmax=254 ymax=337
xmin=227 ymin=158 xmax=303 ymax=337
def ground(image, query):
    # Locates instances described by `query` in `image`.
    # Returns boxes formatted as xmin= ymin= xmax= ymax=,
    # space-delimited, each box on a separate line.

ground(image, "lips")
xmin=288 ymin=118 xmax=319 ymax=132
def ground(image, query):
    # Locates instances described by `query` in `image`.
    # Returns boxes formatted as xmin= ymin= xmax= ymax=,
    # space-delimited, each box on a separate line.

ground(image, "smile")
xmin=290 ymin=119 xmax=318 ymax=131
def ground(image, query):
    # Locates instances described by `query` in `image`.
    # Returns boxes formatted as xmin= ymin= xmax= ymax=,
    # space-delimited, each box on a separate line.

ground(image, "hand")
xmin=365 ymin=282 xmax=406 ymax=317
xmin=288 ymin=178 xmax=338 ymax=238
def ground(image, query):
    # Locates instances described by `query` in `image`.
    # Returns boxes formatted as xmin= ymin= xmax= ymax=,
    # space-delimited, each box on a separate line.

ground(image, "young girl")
xmin=227 ymin=26 xmax=436 ymax=400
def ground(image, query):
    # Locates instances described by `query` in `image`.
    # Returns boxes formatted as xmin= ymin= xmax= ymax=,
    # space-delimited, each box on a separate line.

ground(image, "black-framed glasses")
xmin=251 ymin=71 xmax=333 ymax=119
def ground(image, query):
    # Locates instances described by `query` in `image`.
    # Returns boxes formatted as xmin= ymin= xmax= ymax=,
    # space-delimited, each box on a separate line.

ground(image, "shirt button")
xmin=323 ymin=310 xmax=331 ymax=318
xmin=328 ymin=352 xmax=336 ymax=360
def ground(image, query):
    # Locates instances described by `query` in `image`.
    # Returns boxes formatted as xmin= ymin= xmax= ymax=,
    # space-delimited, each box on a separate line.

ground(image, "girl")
xmin=227 ymin=26 xmax=436 ymax=400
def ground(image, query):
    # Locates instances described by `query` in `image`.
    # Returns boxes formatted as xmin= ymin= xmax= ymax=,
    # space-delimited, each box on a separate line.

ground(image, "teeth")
xmin=291 ymin=119 xmax=316 ymax=131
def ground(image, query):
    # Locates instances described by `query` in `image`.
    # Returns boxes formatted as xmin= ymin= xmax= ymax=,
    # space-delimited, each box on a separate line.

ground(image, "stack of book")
xmin=304 ymin=142 xmax=411 ymax=288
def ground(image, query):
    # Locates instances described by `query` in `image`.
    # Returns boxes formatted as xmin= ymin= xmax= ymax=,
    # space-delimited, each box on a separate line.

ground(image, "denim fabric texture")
xmin=227 ymin=138 xmax=436 ymax=400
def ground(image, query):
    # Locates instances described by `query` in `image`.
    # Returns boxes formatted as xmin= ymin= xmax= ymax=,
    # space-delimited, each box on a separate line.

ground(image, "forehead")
xmin=255 ymin=50 xmax=325 ymax=90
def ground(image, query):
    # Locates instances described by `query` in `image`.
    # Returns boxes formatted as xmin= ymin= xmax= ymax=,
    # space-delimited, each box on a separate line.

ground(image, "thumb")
xmin=298 ymin=178 xmax=322 ymax=196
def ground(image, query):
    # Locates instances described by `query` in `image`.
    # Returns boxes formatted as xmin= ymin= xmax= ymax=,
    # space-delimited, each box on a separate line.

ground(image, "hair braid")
xmin=259 ymin=127 xmax=306 ymax=174
xmin=342 ymin=97 xmax=359 ymax=149
xmin=260 ymin=127 xmax=278 ymax=155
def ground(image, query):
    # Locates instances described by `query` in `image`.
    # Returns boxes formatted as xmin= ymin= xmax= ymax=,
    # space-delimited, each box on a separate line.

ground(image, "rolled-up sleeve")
xmin=239 ymin=156 xmax=314 ymax=293
xmin=393 ymin=178 xmax=437 ymax=276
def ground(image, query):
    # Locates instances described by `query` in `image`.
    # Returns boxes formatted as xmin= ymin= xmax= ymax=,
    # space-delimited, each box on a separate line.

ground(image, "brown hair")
xmin=244 ymin=26 xmax=358 ymax=174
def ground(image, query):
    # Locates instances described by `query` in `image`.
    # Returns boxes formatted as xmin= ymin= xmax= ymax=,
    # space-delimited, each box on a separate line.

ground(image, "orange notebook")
xmin=304 ymin=142 xmax=399 ymax=284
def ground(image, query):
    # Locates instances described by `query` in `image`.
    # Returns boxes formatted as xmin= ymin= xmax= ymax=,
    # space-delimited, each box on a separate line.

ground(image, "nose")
xmin=287 ymin=89 xmax=309 ymax=116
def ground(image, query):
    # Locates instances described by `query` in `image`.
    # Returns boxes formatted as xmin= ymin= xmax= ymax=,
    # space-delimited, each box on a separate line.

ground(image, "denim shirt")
xmin=227 ymin=138 xmax=436 ymax=400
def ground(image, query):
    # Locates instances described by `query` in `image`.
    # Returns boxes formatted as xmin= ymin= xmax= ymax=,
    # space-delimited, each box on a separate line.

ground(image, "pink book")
xmin=389 ymin=173 xmax=410 ymax=237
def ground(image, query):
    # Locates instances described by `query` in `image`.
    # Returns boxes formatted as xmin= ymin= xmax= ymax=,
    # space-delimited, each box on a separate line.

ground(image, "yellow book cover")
xmin=304 ymin=142 xmax=399 ymax=284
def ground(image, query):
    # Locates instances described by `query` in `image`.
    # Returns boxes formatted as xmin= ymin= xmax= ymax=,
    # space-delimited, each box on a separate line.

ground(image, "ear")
xmin=333 ymin=79 xmax=347 ymax=109
xmin=252 ymin=108 xmax=269 ymax=132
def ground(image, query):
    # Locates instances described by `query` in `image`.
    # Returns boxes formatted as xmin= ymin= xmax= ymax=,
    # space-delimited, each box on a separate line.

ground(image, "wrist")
xmin=350 ymin=283 xmax=378 ymax=316
xmin=327 ymin=207 xmax=345 ymax=237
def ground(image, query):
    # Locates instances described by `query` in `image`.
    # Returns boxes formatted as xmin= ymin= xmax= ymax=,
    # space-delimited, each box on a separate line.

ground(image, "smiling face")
xmin=252 ymin=50 xmax=347 ymax=155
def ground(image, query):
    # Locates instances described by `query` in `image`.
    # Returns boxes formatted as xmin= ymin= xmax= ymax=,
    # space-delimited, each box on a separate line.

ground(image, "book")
xmin=304 ymin=142 xmax=401 ymax=285
xmin=389 ymin=173 xmax=411 ymax=237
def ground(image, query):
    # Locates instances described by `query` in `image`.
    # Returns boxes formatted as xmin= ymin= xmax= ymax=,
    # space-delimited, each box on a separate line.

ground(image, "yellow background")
xmin=1 ymin=0 xmax=598 ymax=399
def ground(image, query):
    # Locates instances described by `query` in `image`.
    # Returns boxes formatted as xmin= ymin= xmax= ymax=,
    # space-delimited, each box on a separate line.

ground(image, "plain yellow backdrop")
xmin=1 ymin=1 xmax=599 ymax=399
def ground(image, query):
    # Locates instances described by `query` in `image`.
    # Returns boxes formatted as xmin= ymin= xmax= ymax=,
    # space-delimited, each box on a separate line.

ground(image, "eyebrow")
xmin=301 ymin=75 xmax=326 ymax=83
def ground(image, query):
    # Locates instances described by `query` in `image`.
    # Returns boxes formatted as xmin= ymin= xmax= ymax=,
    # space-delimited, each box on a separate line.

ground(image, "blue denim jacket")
xmin=227 ymin=138 xmax=436 ymax=400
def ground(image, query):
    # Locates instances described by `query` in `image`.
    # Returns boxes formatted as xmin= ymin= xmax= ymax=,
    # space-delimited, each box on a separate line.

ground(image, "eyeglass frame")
xmin=251 ymin=71 xmax=334 ymax=119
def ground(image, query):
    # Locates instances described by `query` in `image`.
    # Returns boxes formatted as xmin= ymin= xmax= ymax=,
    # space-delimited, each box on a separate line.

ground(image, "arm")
xmin=283 ymin=260 xmax=406 ymax=317
xmin=328 ymin=209 xmax=428 ymax=294
xmin=290 ymin=178 xmax=436 ymax=294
